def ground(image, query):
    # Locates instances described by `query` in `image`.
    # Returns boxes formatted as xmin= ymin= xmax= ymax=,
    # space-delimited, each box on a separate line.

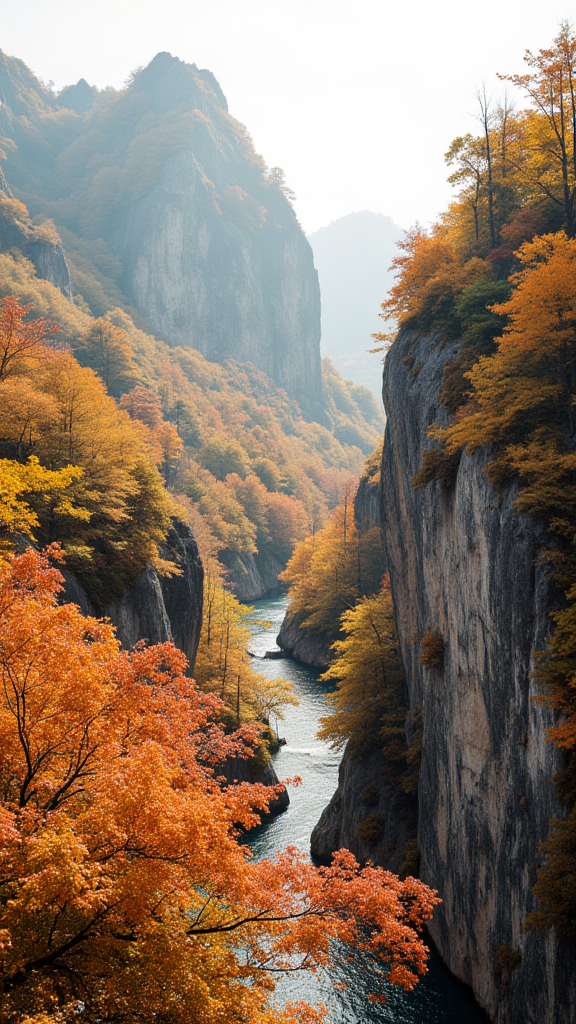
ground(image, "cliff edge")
xmin=380 ymin=328 xmax=576 ymax=1024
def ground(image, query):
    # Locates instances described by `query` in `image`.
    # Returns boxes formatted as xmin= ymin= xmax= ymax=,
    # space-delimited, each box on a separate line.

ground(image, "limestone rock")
xmin=276 ymin=611 xmax=332 ymax=668
xmin=61 ymin=519 xmax=203 ymax=673
xmin=380 ymin=327 xmax=576 ymax=1024
xmin=310 ymin=740 xmax=408 ymax=872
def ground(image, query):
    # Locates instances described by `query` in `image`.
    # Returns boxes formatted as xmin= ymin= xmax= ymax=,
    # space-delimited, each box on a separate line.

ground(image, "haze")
xmin=0 ymin=0 xmax=572 ymax=234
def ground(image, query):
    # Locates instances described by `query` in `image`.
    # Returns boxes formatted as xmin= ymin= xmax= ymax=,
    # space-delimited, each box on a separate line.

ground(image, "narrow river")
xmin=245 ymin=595 xmax=488 ymax=1024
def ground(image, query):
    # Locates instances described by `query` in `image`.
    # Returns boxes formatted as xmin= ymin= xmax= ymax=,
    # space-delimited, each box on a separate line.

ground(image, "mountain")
xmin=0 ymin=50 xmax=323 ymax=419
xmin=308 ymin=211 xmax=402 ymax=397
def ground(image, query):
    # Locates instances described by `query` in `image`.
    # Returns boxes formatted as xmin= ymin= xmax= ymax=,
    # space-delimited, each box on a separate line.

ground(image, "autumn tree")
xmin=0 ymin=548 xmax=440 ymax=1022
xmin=318 ymin=583 xmax=406 ymax=756
xmin=501 ymin=21 xmax=576 ymax=237
xmin=75 ymin=317 xmax=139 ymax=396
xmin=281 ymin=489 xmax=386 ymax=649
xmin=434 ymin=232 xmax=576 ymax=492
xmin=0 ymin=295 xmax=56 ymax=381
xmin=199 ymin=433 xmax=250 ymax=480
xmin=0 ymin=457 xmax=89 ymax=555
xmin=0 ymin=376 xmax=58 ymax=459
xmin=120 ymin=384 xmax=164 ymax=429
xmin=317 ymin=583 xmax=419 ymax=871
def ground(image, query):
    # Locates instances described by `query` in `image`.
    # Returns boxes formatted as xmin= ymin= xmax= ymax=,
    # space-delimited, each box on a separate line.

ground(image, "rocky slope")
xmin=379 ymin=328 xmax=576 ymax=1023
xmin=62 ymin=519 xmax=204 ymax=673
xmin=276 ymin=611 xmax=332 ymax=668
xmin=0 ymin=51 xmax=323 ymax=419
xmin=60 ymin=520 xmax=287 ymax=813
xmin=0 ymin=168 xmax=71 ymax=298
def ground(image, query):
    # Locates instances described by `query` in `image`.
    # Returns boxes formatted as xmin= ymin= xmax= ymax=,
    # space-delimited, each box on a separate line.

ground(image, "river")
xmin=245 ymin=595 xmax=488 ymax=1024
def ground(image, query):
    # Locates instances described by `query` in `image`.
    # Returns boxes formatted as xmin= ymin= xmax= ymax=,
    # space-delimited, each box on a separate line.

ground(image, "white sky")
xmin=0 ymin=0 xmax=572 ymax=233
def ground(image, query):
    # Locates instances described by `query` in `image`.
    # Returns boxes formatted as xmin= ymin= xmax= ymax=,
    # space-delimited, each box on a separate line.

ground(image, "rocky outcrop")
xmin=62 ymin=519 xmax=204 ymax=673
xmin=0 ymin=169 xmax=71 ymax=299
xmin=311 ymin=740 xmax=408 ymax=871
xmin=379 ymin=328 xmax=576 ymax=1024
xmin=354 ymin=472 xmax=381 ymax=535
xmin=220 ymin=753 xmax=289 ymax=816
xmin=219 ymin=550 xmax=284 ymax=602
xmin=276 ymin=611 xmax=332 ymax=668
xmin=115 ymin=54 xmax=322 ymax=419
xmin=158 ymin=518 xmax=204 ymax=669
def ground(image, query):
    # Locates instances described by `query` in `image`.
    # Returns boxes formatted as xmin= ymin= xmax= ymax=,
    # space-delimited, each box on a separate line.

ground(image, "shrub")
xmin=360 ymin=782 xmax=380 ymax=808
xmin=412 ymin=446 xmax=460 ymax=489
xmin=419 ymin=629 xmax=445 ymax=670
xmin=357 ymin=812 xmax=385 ymax=844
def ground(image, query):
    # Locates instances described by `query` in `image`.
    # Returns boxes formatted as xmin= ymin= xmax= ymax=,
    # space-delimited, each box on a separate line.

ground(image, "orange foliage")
xmin=0 ymin=548 xmax=439 ymax=1021
xmin=0 ymin=295 xmax=57 ymax=381
xmin=380 ymin=226 xmax=488 ymax=334
xmin=435 ymin=233 xmax=576 ymax=492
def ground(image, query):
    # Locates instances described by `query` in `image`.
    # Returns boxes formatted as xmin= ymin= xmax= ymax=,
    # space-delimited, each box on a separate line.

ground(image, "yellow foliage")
xmin=0 ymin=456 xmax=88 ymax=546
xmin=281 ymin=494 xmax=386 ymax=646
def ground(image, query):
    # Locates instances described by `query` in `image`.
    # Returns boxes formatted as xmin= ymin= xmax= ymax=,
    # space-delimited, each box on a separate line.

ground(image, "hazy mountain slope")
xmin=309 ymin=211 xmax=401 ymax=396
xmin=0 ymin=50 xmax=323 ymax=419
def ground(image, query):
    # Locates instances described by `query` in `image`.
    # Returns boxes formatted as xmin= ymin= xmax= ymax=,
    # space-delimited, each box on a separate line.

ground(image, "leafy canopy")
xmin=0 ymin=547 xmax=440 ymax=1023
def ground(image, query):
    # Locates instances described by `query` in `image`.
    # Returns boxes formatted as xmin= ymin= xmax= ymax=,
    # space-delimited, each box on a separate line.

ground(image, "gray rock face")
xmin=380 ymin=328 xmax=576 ymax=1023
xmin=0 ymin=170 xmax=71 ymax=299
xmin=62 ymin=520 xmax=203 ymax=673
xmin=220 ymin=754 xmax=289 ymax=816
xmin=310 ymin=741 xmax=408 ymax=871
xmin=354 ymin=472 xmax=381 ymax=535
xmin=111 ymin=55 xmax=323 ymax=420
xmin=218 ymin=549 xmax=284 ymax=602
xmin=0 ymin=50 xmax=323 ymax=420
xmin=276 ymin=611 xmax=332 ymax=668
xmin=157 ymin=518 xmax=204 ymax=670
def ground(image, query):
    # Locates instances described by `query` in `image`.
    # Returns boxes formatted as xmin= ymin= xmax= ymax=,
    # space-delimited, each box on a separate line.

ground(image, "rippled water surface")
xmin=245 ymin=595 xmax=488 ymax=1024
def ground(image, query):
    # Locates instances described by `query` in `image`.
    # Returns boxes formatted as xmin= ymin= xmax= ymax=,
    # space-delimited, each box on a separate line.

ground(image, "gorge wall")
xmin=380 ymin=328 xmax=576 ymax=1024
xmin=0 ymin=51 xmax=323 ymax=420
xmin=62 ymin=519 xmax=204 ymax=673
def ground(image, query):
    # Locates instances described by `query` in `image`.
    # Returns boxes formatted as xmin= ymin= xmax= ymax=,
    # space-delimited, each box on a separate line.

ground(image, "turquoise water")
xmin=245 ymin=595 xmax=488 ymax=1024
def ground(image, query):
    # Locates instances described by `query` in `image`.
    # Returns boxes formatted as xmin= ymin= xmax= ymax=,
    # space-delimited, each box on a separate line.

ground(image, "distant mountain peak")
xmin=131 ymin=51 xmax=228 ymax=112
xmin=308 ymin=210 xmax=402 ymax=397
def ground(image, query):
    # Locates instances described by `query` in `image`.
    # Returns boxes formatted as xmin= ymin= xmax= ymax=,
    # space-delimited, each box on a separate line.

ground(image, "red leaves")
xmin=0 ymin=548 xmax=440 ymax=1022
xmin=0 ymin=295 xmax=58 ymax=382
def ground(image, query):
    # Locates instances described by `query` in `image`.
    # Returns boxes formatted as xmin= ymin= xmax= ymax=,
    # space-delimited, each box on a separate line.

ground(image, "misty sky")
xmin=0 ymin=1 xmax=572 ymax=233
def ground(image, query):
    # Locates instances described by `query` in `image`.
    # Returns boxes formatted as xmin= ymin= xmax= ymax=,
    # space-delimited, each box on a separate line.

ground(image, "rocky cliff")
xmin=62 ymin=519 xmax=204 ymax=673
xmin=0 ymin=167 xmax=71 ymax=298
xmin=310 ymin=742 xmax=409 ymax=872
xmin=276 ymin=611 xmax=333 ymax=668
xmin=379 ymin=328 xmax=576 ymax=1023
xmin=0 ymin=51 xmax=323 ymax=420
xmin=219 ymin=549 xmax=285 ymax=602
xmin=353 ymin=470 xmax=381 ymax=535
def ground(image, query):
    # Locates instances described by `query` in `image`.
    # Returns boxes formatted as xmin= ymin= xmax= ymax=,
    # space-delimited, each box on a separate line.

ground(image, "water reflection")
xmin=245 ymin=596 xmax=488 ymax=1024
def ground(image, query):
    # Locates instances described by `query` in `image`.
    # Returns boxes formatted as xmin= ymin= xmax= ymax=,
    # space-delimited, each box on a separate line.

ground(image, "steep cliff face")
xmin=114 ymin=55 xmax=322 ymax=418
xmin=0 ymin=168 xmax=71 ymax=298
xmin=310 ymin=743 xmax=408 ymax=871
xmin=218 ymin=549 xmax=285 ymax=602
xmin=0 ymin=51 xmax=323 ymax=419
xmin=380 ymin=328 xmax=576 ymax=1023
xmin=62 ymin=519 xmax=204 ymax=673
xmin=353 ymin=472 xmax=381 ymax=535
